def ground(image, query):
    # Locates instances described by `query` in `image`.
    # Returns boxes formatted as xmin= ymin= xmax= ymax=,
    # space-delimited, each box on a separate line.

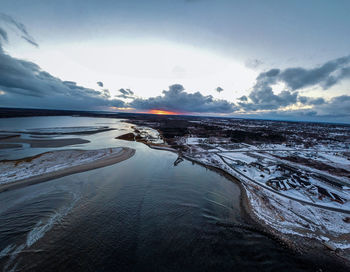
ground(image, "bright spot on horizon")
xmin=148 ymin=109 xmax=180 ymax=115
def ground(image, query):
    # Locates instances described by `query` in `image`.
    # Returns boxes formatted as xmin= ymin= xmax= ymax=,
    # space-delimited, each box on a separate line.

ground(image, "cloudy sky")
xmin=0 ymin=0 xmax=349 ymax=122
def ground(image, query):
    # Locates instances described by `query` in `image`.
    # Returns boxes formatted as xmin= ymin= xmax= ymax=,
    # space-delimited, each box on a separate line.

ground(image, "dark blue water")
xmin=0 ymin=117 xmax=344 ymax=271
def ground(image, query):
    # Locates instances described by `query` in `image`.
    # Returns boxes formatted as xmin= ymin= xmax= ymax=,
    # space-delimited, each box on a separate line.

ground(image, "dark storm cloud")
xmin=239 ymin=88 xmax=298 ymax=111
xmin=238 ymin=55 xmax=350 ymax=112
xmin=0 ymin=50 xmax=125 ymax=108
xmin=0 ymin=17 xmax=124 ymax=110
xmin=0 ymin=13 xmax=38 ymax=47
xmin=97 ymin=81 xmax=103 ymax=87
xmin=116 ymin=88 xmax=135 ymax=99
xmin=238 ymin=68 xmax=297 ymax=111
xmin=281 ymin=56 xmax=350 ymax=90
xmin=118 ymin=88 xmax=134 ymax=96
xmin=0 ymin=49 xmax=125 ymax=109
xmin=237 ymin=81 xmax=349 ymax=120
xmin=216 ymin=87 xmax=224 ymax=93
xmin=21 ymin=35 xmax=39 ymax=47
xmin=236 ymin=94 xmax=350 ymax=123
xmin=254 ymin=55 xmax=350 ymax=92
xmin=129 ymin=84 xmax=237 ymax=113
xmin=0 ymin=47 xmax=104 ymax=99
xmin=313 ymin=95 xmax=350 ymax=117
xmin=238 ymin=95 xmax=248 ymax=101
xmin=102 ymin=89 xmax=111 ymax=98
xmin=298 ymin=96 xmax=325 ymax=105
xmin=0 ymin=27 xmax=8 ymax=42
xmin=283 ymin=95 xmax=349 ymax=121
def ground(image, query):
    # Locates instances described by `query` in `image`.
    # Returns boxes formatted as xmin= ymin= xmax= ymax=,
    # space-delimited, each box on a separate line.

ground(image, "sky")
xmin=0 ymin=0 xmax=349 ymax=123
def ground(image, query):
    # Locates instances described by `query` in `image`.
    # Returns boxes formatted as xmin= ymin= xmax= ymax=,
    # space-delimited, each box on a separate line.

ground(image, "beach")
xmin=0 ymin=147 xmax=135 ymax=193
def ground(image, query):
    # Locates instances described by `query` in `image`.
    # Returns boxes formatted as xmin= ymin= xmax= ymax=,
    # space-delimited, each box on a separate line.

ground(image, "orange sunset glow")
xmin=148 ymin=109 xmax=180 ymax=115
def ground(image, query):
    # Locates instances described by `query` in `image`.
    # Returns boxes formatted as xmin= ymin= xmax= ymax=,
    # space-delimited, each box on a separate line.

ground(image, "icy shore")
xmin=0 ymin=147 xmax=135 ymax=191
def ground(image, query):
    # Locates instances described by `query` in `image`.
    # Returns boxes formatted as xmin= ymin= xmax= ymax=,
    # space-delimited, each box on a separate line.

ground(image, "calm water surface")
xmin=0 ymin=117 xmax=342 ymax=271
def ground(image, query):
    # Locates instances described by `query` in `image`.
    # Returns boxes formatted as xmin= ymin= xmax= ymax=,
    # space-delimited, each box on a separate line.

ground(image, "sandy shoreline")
xmin=0 ymin=136 xmax=90 ymax=148
xmin=0 ymin=147 xmax=135 ymax=193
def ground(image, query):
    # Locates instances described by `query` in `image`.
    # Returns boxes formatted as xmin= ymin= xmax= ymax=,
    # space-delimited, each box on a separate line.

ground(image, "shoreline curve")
xmin=141 ymin=141 xmax=350 ymax=269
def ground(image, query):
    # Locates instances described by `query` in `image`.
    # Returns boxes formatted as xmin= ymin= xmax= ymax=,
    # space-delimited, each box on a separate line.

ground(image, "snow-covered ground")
xmin=189 ymin=151 xmax=350 ymax=249
xmin=134 ymin=126 xmax=164 ymax=144
xmin=0 ymin=147 xmax=123 ymax=185
xmin=221 ymin=152 xmax=258 ymax=164
xmin=222 ymin=156 xmax=350 ymax=209
xmin=181 ymin=137 xmax=350 ymax=251
xmin=186 ymin=137 xmax=206 ymax=145
xmin=244 ymin=183 xmax=350 ymax=249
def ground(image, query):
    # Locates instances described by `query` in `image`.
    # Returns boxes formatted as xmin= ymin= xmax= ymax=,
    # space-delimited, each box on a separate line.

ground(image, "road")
xmin=213 ymin=153 xmax=350 ymax=215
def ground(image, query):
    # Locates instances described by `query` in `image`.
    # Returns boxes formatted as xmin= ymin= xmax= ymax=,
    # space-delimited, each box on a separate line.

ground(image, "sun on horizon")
xmin=148 ymin=109 xmax=180 ymax=115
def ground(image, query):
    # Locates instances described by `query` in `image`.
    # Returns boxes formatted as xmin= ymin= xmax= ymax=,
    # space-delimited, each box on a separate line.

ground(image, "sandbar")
xmin=0 ymin=147 xmax=135 ymax=192
xmin=0 ymin=137 xmax=90 ymax=148
xmin=0 ymin=143 xmax=22 ymax=149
